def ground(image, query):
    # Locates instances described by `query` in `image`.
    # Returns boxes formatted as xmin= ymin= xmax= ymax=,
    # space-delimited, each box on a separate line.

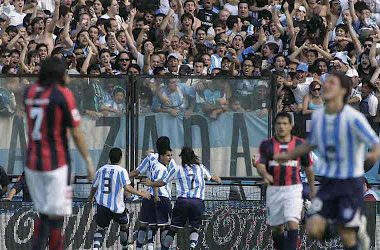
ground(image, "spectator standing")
xmin=360 ymin=81 xmax=379 ymax=132
xmin=302 ymin=81 xmax=324 ymax=115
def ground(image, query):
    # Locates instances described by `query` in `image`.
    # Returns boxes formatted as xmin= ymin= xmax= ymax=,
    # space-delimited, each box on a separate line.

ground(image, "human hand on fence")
xmin=169 ymin=109 xmax=179 ymax=117
xmin=211 ymin=176 xmax=222 ymax=184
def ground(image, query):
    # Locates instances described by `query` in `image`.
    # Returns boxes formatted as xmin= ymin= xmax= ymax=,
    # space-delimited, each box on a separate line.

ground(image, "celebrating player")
xmin=24 ymin=57 xmax=95 ymax=250
xmin=88 ymin=147 xmax=151 ymax=250
xmin=254 ymin=112 xmax=315 ymax=250
xmin=143 ymin=146 xmax=222 ymax=250
xmin=129 ymin=136 xmax=175 ymax=250
xmin=275 ymin=72 xmax=380 ymax=250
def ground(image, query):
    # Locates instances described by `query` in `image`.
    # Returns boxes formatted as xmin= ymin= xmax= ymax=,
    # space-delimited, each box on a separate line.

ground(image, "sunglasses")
xmin=313 ymin=88 xmax=321 ymax=91
xmin=364 ymin=44 xmax=372 ymax=48
xmin=119 ymin=58 xmax=130 ymax=62
xmin=2 ymin=54 xmax=10 ymax=58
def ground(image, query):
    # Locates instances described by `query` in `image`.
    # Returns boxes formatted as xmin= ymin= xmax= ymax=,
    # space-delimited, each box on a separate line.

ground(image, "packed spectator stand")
xmin=0 ymin=0 xmax=379 ymax=125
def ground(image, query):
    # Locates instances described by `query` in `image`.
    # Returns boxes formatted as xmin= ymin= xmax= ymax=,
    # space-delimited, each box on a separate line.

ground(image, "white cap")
xmin=298 ymin=6 xmax=306 ymax=13
xmin=167 ymin=53 xmax=180 ymax=60
xmin=346 ymin=68 xmax=359 ymax=78
xmin=257 ymin=80 xmax=269 ymax=88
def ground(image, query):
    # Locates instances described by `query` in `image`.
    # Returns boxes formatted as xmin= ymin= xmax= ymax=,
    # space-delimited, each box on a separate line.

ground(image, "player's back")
xmin=94 ymin=164 xmax=130 ymax=213
xmin=24 ymin=83 xmax=80 ymax=171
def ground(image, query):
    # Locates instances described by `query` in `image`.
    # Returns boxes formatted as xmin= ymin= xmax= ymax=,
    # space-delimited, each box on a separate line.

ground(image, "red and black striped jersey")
xmin=24 ymin=83 xmax=81 ymax=171
xmin=256 ymin=136 xmax=312 ymax=186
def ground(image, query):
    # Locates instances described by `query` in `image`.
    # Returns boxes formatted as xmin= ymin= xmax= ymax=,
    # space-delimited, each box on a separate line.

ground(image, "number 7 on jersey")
xmin=30 ymin=107 xmax=43 ymax=140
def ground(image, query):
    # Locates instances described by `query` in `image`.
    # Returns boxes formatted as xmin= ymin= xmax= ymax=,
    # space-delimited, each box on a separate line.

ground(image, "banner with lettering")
xmin=2 ymin=201 xmax=377 ymax=249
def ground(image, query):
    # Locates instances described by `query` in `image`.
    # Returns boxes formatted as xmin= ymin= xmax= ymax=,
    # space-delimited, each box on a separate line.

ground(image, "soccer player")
xmin=88 ymin=147 xmax=151 ymax=250
xmin=143 ymin=146 xmax=222 ymax=250
xmin=275 ymin=72 xmax=380 ymax=250
xmin=254 ymin=112 xmax=316 ymax=250
xmin=24 ymin=57 xmax=95 ymax=250
xmin=129 ymin=136 xmax=175 ymax=250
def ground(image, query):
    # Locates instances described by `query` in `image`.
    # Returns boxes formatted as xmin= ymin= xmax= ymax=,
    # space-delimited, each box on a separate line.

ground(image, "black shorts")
xmin=308 ymin=177 xmax=364 ymax=227
xmin=95 ymin=204 xmax=129 ymax=228
xmin=139 ymin=196 xmax=172 ymax=226
xmin=171 ymin=198 xmax=204 ymax=230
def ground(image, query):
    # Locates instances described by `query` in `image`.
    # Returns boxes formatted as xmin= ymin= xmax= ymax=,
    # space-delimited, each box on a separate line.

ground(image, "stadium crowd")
xmin=0 ymin=0 xmax=379 ymax=121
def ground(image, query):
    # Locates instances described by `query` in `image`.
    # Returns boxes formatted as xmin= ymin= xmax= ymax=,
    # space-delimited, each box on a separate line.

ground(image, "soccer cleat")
xmin=189 ymin=241 xmax=197 ymax=249
xmin=357 ymin=215 xmax=370 ymax=250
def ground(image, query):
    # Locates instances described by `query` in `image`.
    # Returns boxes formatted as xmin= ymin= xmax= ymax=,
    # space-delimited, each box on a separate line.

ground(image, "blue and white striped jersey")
xmin=93 ymin=164 xmax=130 ymax=213
xmin=308 ymin=105 xmax=380 ymax=179
xmin=162 ymin=164 xmax=212 ymax=200
xmin=137 ymin=153 xmax=174 ymax=198
xmin=150 ymin=161 xmax=171 ymax=198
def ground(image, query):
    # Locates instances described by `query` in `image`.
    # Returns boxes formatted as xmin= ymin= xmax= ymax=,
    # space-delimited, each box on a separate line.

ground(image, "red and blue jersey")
xmin=24 ymin=83 xmax=81 ymax=171
xmin=256 ymin=136 xmax=312 ymax=186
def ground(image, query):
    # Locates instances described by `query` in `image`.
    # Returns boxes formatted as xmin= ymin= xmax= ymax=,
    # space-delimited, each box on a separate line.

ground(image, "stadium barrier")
xmin=0 ymin=200 xmax=378 ymax=250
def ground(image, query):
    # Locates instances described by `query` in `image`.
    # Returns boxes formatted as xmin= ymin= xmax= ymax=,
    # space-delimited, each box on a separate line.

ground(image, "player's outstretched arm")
xmin=274 ymin=143 xmax=316 ymax=162
xmin=70 ymin=127 xmax=95 ymax=181
xmin=125 ymin=185 xmax=151 ymax=200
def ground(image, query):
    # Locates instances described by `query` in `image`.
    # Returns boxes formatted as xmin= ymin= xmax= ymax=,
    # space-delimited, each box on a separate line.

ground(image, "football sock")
xmin=32 ymin=214 xmax=50 ymax=250
xmin=284 ymin=229 xmax=298 ymax=250
xmin=189 ymin=231 xmax=199 ymax=249
xmin=272 ymin=231 xmax=284 ymax=250
xmin=48 ymin=218 xmax=64 ymax=250
xmin=93 ymin=226 xmax=107 ymax=250
xmin=162 ymin=229 xmax=176 ymax=250
xmin=136 ymin=228 xmax=147 ymax=250
xmin=120 ymin=226 xmax=129 ymax=249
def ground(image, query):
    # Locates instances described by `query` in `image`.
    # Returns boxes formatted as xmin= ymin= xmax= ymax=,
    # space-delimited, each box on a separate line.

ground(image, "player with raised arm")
xmin=143 ymin=146 xmax=222 ymax=250
xmin=254 ymin=112 xmax=315 ymax=250
xmin=274 ymin=72 xmax=380 ymax=250
xmin=24 ymin=57 xmax=95 ymax=250
xmin=129 ymin=136 xmax=175 ymax=250
xmin=88 ymin=147 xmax=151 ymax=250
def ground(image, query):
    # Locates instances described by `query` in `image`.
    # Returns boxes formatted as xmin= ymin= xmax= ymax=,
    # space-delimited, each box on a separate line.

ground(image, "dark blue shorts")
xmin=308 ymin=177 xmax=364 ymax=227
xmin=171 ymin=198 xmax=204 ymax=230
xmin=95 ymin=204 xmax=129 ymax=228
xmin=139 ymin=196 xmax=172 ymax=226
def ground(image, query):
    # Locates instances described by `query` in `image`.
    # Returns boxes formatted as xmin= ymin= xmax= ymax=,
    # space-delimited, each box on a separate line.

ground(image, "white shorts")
xmin=266 ymin=184 xmax=303 ymax=226
xmin=25 ymin=166 xmax=73 ymax=216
